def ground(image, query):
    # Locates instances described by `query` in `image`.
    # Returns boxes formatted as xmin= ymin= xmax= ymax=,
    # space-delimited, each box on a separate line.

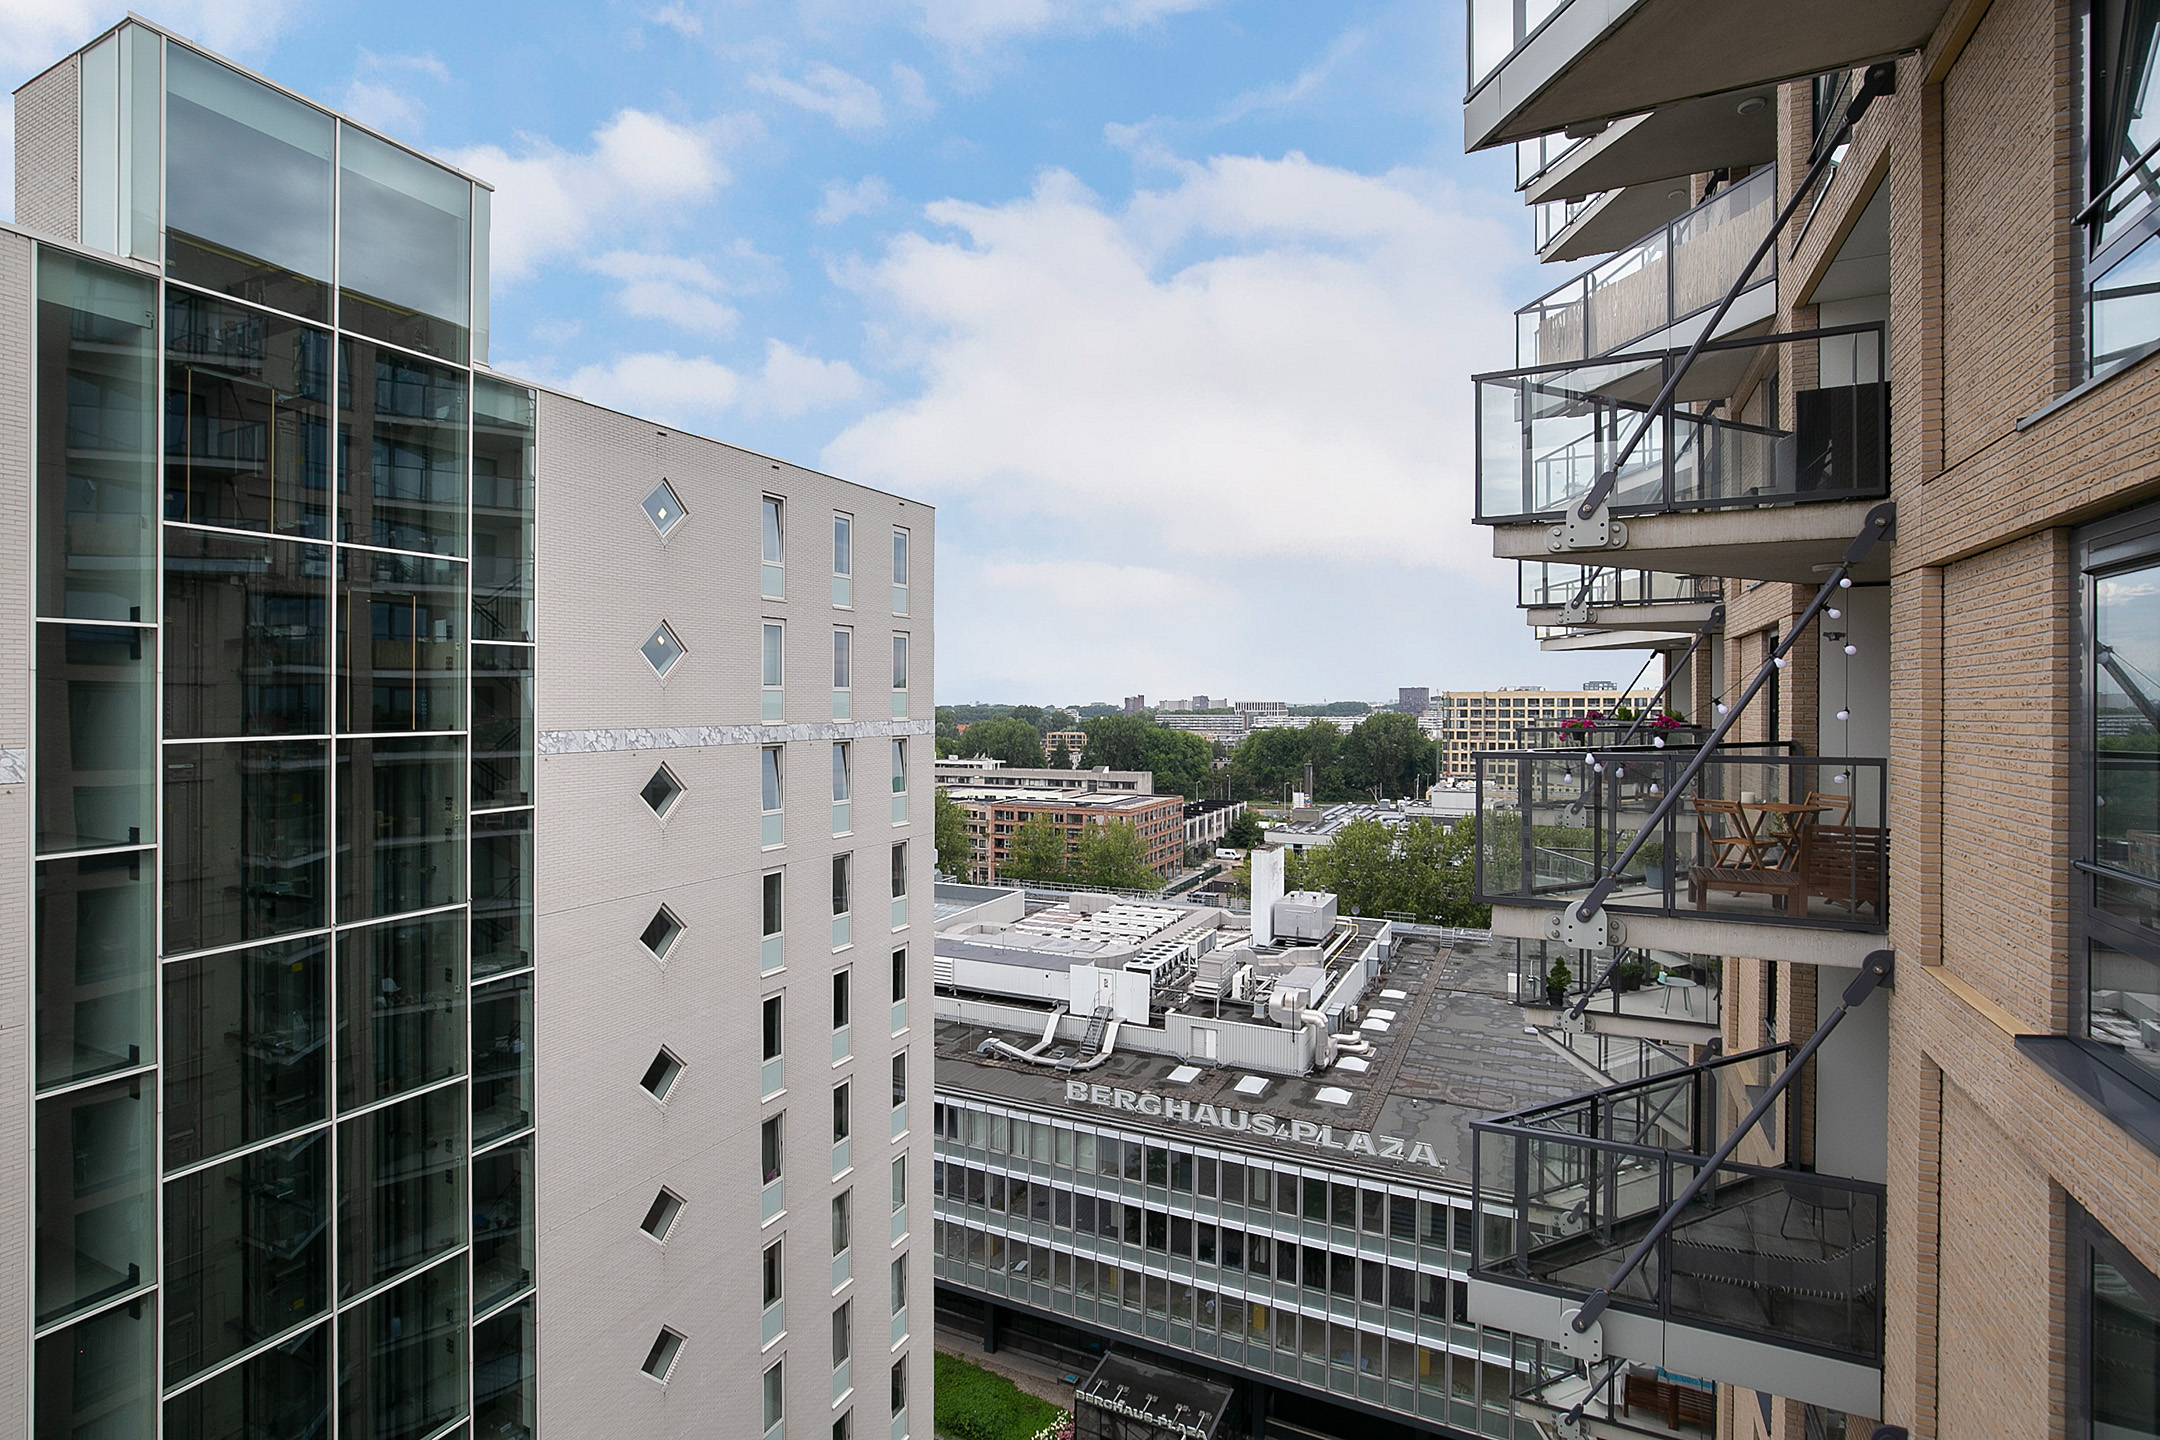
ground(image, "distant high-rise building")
xmin=1123 ymin=695 xmax=1147 ymax=714
xmin=1397 ymin=686 xmax=1432 ymax=715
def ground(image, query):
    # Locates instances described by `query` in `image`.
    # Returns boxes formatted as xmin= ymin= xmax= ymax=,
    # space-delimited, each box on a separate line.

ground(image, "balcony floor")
xmin=1491 ymin=497 xmax=1892 ymax=585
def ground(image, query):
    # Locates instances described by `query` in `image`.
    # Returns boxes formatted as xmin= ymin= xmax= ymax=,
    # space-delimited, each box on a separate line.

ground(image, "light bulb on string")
xmin=1844 ymin=643 xmax=1858 ymax=655
xmin=1833 ymin=772 xmax=1848 ymax=784
xmin=1828 ymin=607 xmax=1842 ymax=619
xmin=1716 ymin=703 xmax=1729 ymax=715
xmin=1653 ymin=736 xmax=1665 ymax=748
xmin=1837 ymin=709 xmax=1850 ymax=722
xmin=1773 ymin=656 xmax=1787 ymax=669
xmin=1839 ymin=577 xmax=1852 ymax=588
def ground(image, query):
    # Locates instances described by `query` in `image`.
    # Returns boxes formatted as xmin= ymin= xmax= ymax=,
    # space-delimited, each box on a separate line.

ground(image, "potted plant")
xmin=1612 ymin=957 xmax=1647 ymax=993
xmin=1639 ymin=839 xmax=1667 ymax=890
xmin=1545 ymin=958 xmax=1572 ymax=1007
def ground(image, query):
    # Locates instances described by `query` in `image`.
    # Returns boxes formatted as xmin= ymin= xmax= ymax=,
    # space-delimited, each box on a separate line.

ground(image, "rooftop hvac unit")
xmin=1274 ymin=891 xmax=1338 ymax=942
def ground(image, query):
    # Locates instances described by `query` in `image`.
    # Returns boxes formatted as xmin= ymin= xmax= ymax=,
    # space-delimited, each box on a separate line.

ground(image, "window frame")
xmin=833 ymin=627 xmax=852 ymax=692
xmin=2074 ymin=500 xmax=2160 ymax=1113
xmin=762 ymin=745 xmax=785 ymax=817
xmin=2068 ymin=1197 xmax=2160 ymax=1437
xmin=892 ymin=633 xmax=908 ymax=693
xmin=762 ymin=870 xmax=785 ymax=940
xmin=763 ymin=621 xmax=785 ymax=690
xmin=832 ymin=969 xmax=851 ymax=1032
xmin=763 ymin=495 xmax=785 ymax=567
xmin=2082 ymin=0 xmax=2160 ymax=375
xmin=833 ymin=512 xmax=854 ymax=579
xmin=763 ymin=993 xmax=785 ymax=1062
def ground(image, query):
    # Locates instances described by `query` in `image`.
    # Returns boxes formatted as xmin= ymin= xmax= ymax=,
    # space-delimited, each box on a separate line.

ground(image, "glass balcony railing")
xmin=1518 ymin=564 xmax=1715 ymax=610
xmin=1534 ymin=193 xmax=1605 ymax=252
xmin=1474 ymin=748 xmax=1888 ymax=930
xmin=1473 ymin=1045 xmax=1886 ymax=1368
xmin=1517 ymin=168 xmax=1775 ymax=368
xmin=1517 ymin=131 xmax=1591 ymax=190
xmin=1470 ymin=0 xmax=1570 ymax=94
xmin=1476 ymin=323 xmax=1888 ymax=524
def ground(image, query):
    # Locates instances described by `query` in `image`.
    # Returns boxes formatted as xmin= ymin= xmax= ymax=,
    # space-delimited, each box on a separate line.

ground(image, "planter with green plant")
xmin=1638 ymin=839 xmax=1666 ymax=891
xmin=1545 ymin=958 xmax=1571 ymax=1006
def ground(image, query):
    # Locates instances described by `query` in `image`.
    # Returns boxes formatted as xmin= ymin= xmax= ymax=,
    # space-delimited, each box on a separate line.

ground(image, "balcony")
xmin=1464 ymin=0 xmax=1952 ymax=150
xmin=1518 ymin=565 xmax=1718 ymax=634
xmin=1477 ymin=322 xmax=1890 ymax=583
xmin=1470 ymin=1047 xmax=1884 ymax=1414
xmin=1475 ymin=747 xmax=1887 ymax=967
xmin=1517 ymin=169 xmax=1776 ymax=368
xmin=1522 ymin=86 xmax=1779 ymax=208
xmin=1537 ymin=184 xmax=1693 ymax=264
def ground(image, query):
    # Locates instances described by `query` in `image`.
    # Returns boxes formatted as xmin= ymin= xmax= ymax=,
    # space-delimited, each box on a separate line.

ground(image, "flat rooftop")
xmin=934 ymin=931 xmax=1589 ymax=1192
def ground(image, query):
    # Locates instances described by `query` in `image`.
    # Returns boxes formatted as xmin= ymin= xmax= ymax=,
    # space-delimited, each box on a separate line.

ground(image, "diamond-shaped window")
xmin=641 ymin=907 xmax=684 ymax=959
xmin=643 ymin=480 xmax=687 ymax=537
xmin=642 ymin=622 xmax=685 ymax=676
xmin=641 ymin=765 xmax=685 ymax=817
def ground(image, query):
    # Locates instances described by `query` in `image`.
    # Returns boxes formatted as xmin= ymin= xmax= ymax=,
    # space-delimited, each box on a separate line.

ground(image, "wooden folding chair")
xmin=1693 ymin=797 xmax=1767 ymax=868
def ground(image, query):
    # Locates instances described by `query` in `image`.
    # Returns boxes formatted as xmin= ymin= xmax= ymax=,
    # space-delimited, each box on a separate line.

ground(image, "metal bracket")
xmin=1551 ymin=905 xmax=1623 ymax=950
xmin=1559 ymin=596 xmax=1595 ymax=626
xmin=1556 ymin=1308 xmax=1604 ymax=1361
xmin=1549 ymin=502 xmax=1627 ymax=553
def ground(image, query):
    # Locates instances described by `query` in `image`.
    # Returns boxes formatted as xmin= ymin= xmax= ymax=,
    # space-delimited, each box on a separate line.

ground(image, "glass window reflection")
xmin=163 ymin=935 xmax=329 ymax=1168
xmin=473 ymin=1298 xmax=536 ymax=1439
xmin=472 ymin=646 xmax=533 ymax=810
xmin=163 ymin=1320 xmax=331 ymax=1440
xmin=335 ymin=914 xmax=466 ymax=1110
xmin=472 ymin=379 xmax=535 ymax=643
xmin=338 ymin=127 xmax=471 ymax=362
xmin=165 ymin=45 xmax=333 ymax=321
xmin=34 ymin=624 xmax=154 ymax=855
xmin=335 ymin=736 xmax=465 ymax=923
xmin=336 ymin=1254 xmax=467 ymax=1440
xmin=471 ymin=809 xmax=533 ymax=980
xmin=337 ymin=548 xmax=466 ymax=732
xmin=162 ymin=1132 xmax=329 ymax=1384
xmin=472 ymin=973 xmax=533 ymax=1148
xmin=36 ymin=249 xmax=159 ymax=623
xmin=36 ymin=1076 xmax=154 ymax=1326
xmin=35 ymin=853 xmax=155 ymax=1090
xmin=164 ymin=289 xmax=333 ymax=537
xmin=336 ymin=1089 xmax=466 ymax=1301
xmin=337 ymin=341 xmax=468 ymax=555
xmin=164 ymin=528 xmax=330 ymax=738
xmin=472 ymin=1137 xmax=534 ymax=1313
xmin=36 ymin=1296 xmax=156 ymax=1440
xmin=2095 ymin=561 xmax=2160 ymax=877
xmin=162 ymin=740 xmax=328 ymax=956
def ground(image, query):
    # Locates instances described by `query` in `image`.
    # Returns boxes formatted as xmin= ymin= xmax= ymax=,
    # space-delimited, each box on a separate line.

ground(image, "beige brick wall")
xmin=13 ymin=60 xmax=78 ymax=241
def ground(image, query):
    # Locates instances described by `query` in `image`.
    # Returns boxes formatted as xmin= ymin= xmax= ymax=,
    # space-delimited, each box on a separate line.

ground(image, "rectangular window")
xmin=833 ymin=628 xmax=852 ymax=689
xmin=891 ymin=1051 xmax=907 ymax=1107
xmin=2087 ymin=0 xmax=2160 ymax=375
xmin=763 ymin=871 xmax=785 ymax=938
xmin=891 ymin=1253 xmax=908 ymax=1311
xmin=834 ymin=513 xmax=853 ymax=577
xmin=641 ymin=1327 xmax=685 ymax=1382
xmin=832 ymin=1300 xmax=852 ymax=1369
xmin=892 ymin=948 xmax=907 ymax=1003
xmin=2073 ymin=1200 xmax=2160 ymax=1436
xmin=833 ymin=853 xmax=852 ymax=917
xmin=762 ymin=497 xmax=785 ymax=600
xmin=892 ymin=1155 xmax=906 ymax=1211
xmin=35 ymin=624 xmax=155 ymax=857
xmin=891 ymin=1358 xmax=907 ymax=1417
xmin=764 ymin=1238 xmax=785 ymax=1307
xmin=764 ymin=994 xmax=784 ymax=1061
xmin=338 ymin=127 xmax=471 ymax=362
xmin=833 ymin=971 xmax=851 ymax=1031
xmin=763 ymin=622 xmax=785 ymax=688
xmin=891 ymin=739 xmax=907 ymax=795
xmin=762 ymin=746 xmax=784 ymax=814
xmin=472 ymin=378 xmax=536 ymax=641
xmin=833 ymin=1081 xmax=851 ymax=1142
xmin=891 ymin=842 xmax=908 ymax=899
xmin=832 ymin=1190 xmax=853 ymax=1256
xmin=764 ymin=1360 xmax=785 ymax=1430
xmin=892 ymin=529 xmax=910 ymax=592
xmin=832 ymin=743 xmax=852 ymax=803
xmin=892 ymin=635 xmax=908 ymax=691
xmin=334 ymin=1086 xmax=464 ymax=1300
xmin=762 ymin=1115 xmax=784 ymax=1184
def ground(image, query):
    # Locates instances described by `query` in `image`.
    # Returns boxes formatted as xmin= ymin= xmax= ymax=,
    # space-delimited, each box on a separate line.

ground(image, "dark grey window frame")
xmin=2068 ymin=1197 xmax=2160 ymax=1437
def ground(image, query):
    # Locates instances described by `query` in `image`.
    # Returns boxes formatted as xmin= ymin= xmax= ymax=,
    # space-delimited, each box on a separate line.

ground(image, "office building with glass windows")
xmin=3 ymin=18 xmax=932 ymax=1440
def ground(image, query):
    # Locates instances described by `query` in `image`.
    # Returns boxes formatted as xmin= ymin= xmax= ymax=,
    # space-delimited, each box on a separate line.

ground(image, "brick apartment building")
xmin=1459 ymin=0 xmax=2160 ymax=1437
xmin=944 ymin=786 xmax=1186 ymax=885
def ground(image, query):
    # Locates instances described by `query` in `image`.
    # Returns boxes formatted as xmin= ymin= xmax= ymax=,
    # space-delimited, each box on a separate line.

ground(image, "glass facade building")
xmin=28 ymin=21 xmax=535 ymax=1439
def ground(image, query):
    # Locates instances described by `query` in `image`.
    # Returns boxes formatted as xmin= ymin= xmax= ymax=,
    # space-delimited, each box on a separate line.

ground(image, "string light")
xmin=1828 ymin=607 xmax=1842 ymax=619
xmin=1773 ymin=656 xmax=1787 ymax=669
xmin=1652 ymin=736 xmax=1665 ymax=748
xmin=1844 ymin=643 xmax=1858 ymax=655
xmin=1839 ymin=577 xmax=1852 ymax=588
xmin=1837 ymin=709 xmax=1850 ymax=722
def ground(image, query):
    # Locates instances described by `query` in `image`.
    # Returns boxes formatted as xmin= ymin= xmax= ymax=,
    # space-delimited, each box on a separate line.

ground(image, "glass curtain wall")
xmin=31 ymin=25 xmax=522 ymax=1440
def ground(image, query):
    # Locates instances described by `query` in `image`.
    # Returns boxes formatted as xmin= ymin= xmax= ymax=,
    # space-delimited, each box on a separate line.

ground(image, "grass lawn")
xmin=932 ymin=1351 xmax=1067 ymax=1440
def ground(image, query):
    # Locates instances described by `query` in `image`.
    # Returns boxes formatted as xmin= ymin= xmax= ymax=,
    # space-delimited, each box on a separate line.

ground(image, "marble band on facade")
xmin=538 ymin=717 xmax=937 ymax=755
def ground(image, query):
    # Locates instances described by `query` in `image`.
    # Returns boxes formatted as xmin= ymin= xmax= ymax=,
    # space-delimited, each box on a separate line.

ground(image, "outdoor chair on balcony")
xmin=1692 ymin=797 xmax=1768 ymax=869
xmin=1686 ymin=824 xmax=1887 ymax=918
xmin=1623 ymin=1372 xmax=1717 ymax=1432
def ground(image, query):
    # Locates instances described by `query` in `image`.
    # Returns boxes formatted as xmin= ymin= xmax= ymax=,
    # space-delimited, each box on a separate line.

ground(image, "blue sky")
xmin=3 ymin=0 xmax=1648 ymax=707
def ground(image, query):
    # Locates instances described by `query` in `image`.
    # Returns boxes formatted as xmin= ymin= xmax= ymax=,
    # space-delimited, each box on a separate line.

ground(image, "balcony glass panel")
xmin=336 ymin=1256 xmax=467 ymax=1440
xmin=37 ymin=251 xmax=158 ymax=623
xmin=36 ymin=624 xmax=154 ymax=855
xmin=1517 ymin=131 xmax=1588 ymax=189
xmin=335 ymin=1088 xmax=466 ymax=1299
xmin=164 ymin=288 xmax=334 ymax=538
xmin=162 ymin=739 xmax=328 ymax=955
xmin=36 ymin=852 xmax=155 ymax=1090
xmin=1516 ymin=169 xmax=1776 ymax=367
xmin=1517 ymin=563 xmax=1713 ymax=610
xmin=164 ymin=529 xmax=331 ymax=738
xmin=36 ymin=1076 xmax=155 ymax=1326
xmin=1468 ymin=0 xmax=1568 ymax=90
xmin=162 ymin=1130 xmax=330 ymax=1384
xmin=163 ymin=1319 xmax=330 ymax=1439
xmin=1477 ymin=324 xmax=1888 ymax=523
xmin=163 ymin=934 xmax=329 ymax=1167
xmin=165 ymin=44 xmax=334 ymax=321
xmin=1477 ymin=748 xmax=1888 ymax=929
xmin=1472 ymin=1048 xmax=1884 ymax=1365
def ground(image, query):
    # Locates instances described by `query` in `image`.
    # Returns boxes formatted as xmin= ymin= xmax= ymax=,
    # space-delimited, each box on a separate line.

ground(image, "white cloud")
xmin=532 ymin=341 xmax=862 ymax=432
xmin=649 ymin=3 xmax=703 ymax=36
xmin=746 ymin=340 xmax=864 ymax=417
xmin=587 ymin=250 xmax=741 ymax=337
xmin=446 ymin=110 xmax=737 ymax=282
xmin=824 ymin=151 xmax=1519 ymax=570
xmin=890 ymin=62 xmax=935 ymax=114
xmin=0 ymin=0 xmax=296 ymax=58
xmin=816 ymin=176 xmax=894 ymax=225
xmin=747 ymin=63 xmax=886 ymax=131
xmin=915 ymin=0 xmax=1217 ymax=52
xmin=342 ymin=80 xmax=427 ymax=135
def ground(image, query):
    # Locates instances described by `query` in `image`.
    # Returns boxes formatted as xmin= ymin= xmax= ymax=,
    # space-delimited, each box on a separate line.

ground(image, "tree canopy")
xmin=956 ymin=717 xmax=1044 ymax=768
xmin=1000 ymin=815 xmax=1069 ymax=882
xmin=1284 ymin=817 xmax=1486 ymax=926
xmin=933 ymin=788 xmax=970 ymax=877
xmin=1078 ymin=716 xmax=1213 ymax=798
xmin=1074 ymin=819 xmax=1162 ymax=891
xmin=1220 ymin=713 xmax=1437 ymax=802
